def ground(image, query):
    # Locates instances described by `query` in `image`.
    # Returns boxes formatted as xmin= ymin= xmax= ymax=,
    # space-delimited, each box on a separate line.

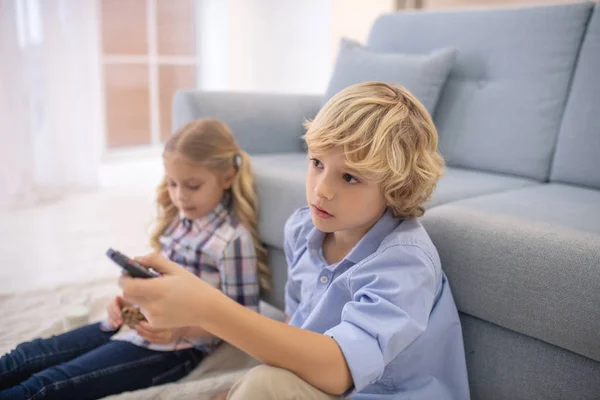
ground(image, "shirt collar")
xmin=181 ymin=193 xmax=231 ymax=230
xmin=307 ymin=208 xmax=401 ymax=266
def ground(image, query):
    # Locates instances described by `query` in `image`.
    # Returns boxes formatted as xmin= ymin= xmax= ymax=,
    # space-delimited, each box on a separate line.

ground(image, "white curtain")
xmin=0 ymin=0 xmax=103 ymax=210
xmin=195 ymin=0 xmax=396 ymax=92
xmin=197 ymin=0 xmax=333 ymax=94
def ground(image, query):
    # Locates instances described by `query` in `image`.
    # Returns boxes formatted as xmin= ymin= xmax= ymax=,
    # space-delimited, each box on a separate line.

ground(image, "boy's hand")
xmin=119 ymin=253 xmax=221 ymax=328
xmin=106 ymin=296 xmax=127 ymax=329
xmin=135 ymin=321 xmax=184 ymax=344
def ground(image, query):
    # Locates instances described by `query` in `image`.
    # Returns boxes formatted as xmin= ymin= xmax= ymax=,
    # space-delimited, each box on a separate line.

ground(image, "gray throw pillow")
xmin=324 ymin=38 xmax=457 ymax=113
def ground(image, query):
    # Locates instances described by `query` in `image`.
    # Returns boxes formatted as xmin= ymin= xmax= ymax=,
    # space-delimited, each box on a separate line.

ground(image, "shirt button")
xmin=320 ymin=275 xmax=329 ymax=284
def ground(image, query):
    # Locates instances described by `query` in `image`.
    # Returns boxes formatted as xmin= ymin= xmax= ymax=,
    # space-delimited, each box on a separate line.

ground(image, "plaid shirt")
xmin=105 ymin=195 xmax=260 ymax=352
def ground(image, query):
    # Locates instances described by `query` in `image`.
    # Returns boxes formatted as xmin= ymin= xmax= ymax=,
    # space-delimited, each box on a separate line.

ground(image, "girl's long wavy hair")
xmin=150 ymin=119 xmax=270 ymax=291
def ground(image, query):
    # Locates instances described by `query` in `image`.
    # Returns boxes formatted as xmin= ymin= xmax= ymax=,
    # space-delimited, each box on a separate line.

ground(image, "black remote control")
xmin=106 ymin=248 xmax=160 ymax=279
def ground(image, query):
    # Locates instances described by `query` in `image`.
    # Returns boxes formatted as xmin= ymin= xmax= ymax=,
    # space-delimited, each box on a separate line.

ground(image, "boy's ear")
xmin=222 ymin=168 xmax=236 ymax=189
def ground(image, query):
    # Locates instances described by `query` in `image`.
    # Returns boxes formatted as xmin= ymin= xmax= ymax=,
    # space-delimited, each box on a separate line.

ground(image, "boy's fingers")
xmin=135 ymin=253 xmax=181 ymax=275
xmin=119 ymin=276 xmax=161 ymax=304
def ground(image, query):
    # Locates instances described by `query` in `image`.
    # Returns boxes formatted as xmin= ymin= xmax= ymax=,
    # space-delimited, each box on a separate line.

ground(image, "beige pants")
xmin=226 ymin=365 xmax=342 ymax=400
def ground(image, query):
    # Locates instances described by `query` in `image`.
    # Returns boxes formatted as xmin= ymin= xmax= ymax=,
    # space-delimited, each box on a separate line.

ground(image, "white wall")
xmin=198 ymin=0 xmax=333 ymax=94
xmin=197 ymin=0 xmax=396 ymax=94
xmin=331 ymin=0 xmax=394 ymax=62
xmin=425 ymin=0 xmax=572 ymax=8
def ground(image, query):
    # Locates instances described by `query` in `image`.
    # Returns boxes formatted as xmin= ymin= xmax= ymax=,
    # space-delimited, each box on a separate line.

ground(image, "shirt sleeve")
xmin=324 ymin=244 xmax=438 ymax=393
xmin=218 ymin=234 xmax=260 ymax=312
xmin=283 ymin=209 xmax=305 ymax=317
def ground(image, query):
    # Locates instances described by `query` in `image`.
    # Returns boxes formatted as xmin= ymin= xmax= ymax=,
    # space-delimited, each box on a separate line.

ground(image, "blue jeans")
xmin=0 ymin=323 xmax=205 ymax=400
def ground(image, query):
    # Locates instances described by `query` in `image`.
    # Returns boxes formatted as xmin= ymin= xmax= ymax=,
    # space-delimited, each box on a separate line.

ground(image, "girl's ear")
xmin=221 ymin=167 xmax=236 ymax=190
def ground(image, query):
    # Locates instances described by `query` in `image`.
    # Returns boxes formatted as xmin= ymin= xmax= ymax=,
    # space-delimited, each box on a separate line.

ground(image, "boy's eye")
xmin=343 ymin=173 xmax=358 ymax=184
xmin=187 ymin=185 xmax=201 ymax=191
xmin=310 ymin=158 xmax=323 ymax=168
xmin=167 ymin=181 xmax=177 ymax=188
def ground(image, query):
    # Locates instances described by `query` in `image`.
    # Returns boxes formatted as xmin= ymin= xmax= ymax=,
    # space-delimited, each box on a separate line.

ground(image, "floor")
xmin=0 ymin=154 xmax=165 ymax=294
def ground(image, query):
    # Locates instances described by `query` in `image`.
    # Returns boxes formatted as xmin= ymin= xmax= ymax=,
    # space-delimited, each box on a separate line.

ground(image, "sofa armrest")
xmin=172 ymin=90 xmax=323 ymax=154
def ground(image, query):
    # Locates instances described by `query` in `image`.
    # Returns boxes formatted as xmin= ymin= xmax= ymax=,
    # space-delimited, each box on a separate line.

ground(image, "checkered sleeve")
xmin=218 ymin=233 xmax=260 ymax=312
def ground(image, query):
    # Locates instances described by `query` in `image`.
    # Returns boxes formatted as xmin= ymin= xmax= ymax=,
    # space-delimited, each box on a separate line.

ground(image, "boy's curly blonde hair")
xmin=303 ymin=81 xmax=444 ymax=218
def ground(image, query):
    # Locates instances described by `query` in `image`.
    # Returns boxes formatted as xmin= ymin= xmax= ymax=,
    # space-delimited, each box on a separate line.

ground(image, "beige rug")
xmin=0 ymin=278 xmax=284 ymax=399
xmin=0 ymin=277 xmax=120 ymax=355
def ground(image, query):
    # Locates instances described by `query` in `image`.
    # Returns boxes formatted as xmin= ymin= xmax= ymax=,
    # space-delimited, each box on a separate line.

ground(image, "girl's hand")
xmin=106 ymin=296 xmax=127 ymax=329
xmin=119 ymin=253 xmax=223 ymax=329
xmin=135 ymin=321 xmax=184 ymax=344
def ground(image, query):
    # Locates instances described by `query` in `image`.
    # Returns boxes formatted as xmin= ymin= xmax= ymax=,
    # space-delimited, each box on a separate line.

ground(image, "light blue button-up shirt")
xmin=284 ymin=207 xmax=470 ymax=399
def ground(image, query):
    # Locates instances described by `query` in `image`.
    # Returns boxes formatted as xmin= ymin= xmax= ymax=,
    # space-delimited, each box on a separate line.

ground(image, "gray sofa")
xmin=172 ymin=2 xmax=600 ymax=399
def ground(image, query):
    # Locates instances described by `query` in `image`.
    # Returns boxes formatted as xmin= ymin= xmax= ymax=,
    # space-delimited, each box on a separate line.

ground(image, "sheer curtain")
xmin=195 ymin=0 xmax=396 ymax=92
xmin=0 ymin=0 xmax=103 ymax=210
xmin=196 ymin=0 xmax=333 ymax=94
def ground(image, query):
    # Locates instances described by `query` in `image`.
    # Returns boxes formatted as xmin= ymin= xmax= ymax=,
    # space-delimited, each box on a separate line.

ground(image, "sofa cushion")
xmin=252 ymin=153 xmax=537 ymax=249
xmin=422 ymin=184 xmax=600 ymax=362
xmin=461 ymin=314 xmax=600 ymax=400
xmin=429 ymin=167 xmax=535 ymax=208
xmin=172 ymin=91 xmax=322 ymax=154
xmin=253 ymin=153 xmax=308 ymax=249
xmin=324 ymin=38 xmax=457 ymax=113
xmin=368 ymin=2 xmax=594 ymax=181
xmin=551 ymin=4 xmax=600 ymax=189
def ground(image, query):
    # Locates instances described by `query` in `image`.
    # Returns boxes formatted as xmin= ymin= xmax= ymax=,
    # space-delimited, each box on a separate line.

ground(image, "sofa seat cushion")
xmin=429 ymin=167 xmax=535 ymax=208
xmin=422 ymin=184 xmax=600 ymax=362
xmin=252 ymin=153 xmax=537 ymax=249
xmin=461 ymin=313 xmax=600 ymax=400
